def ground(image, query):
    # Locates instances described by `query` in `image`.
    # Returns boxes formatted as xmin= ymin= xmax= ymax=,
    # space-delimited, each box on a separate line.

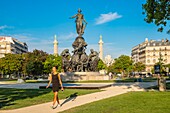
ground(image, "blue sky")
xmin=0 ymin=0 xmax=169 ymax=58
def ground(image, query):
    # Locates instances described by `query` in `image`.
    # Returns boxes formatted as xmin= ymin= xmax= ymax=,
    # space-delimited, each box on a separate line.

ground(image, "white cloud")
xmin=95 ymin=12 xmax=122 ymax=25
xmin=2 ymin=33 xmax=130 ymax=58
xmin=58 ymin=32 xmax=77 ymax=41
xmin=8 ymin=33 xmax=76 ymax=54
xmin=0 ymin=25 xmax=14 ymax=30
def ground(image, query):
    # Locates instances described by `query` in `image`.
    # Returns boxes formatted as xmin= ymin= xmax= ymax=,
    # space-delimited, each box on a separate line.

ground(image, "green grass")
xmin=0 ymin=79 xmax=17 ymax=81
xmin=25 ymin=80 xmax=48 ymax=83
xmin=61 ymin=92 xmax=170 ymax=113
xmin=0 ymin=88 xmax=100 ymax=110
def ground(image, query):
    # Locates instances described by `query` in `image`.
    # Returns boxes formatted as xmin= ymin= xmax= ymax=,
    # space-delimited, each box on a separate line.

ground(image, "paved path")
xmin=0 ymin=83 xmax=113 ymax=89
xmin=0 ymin=81 xmax=162 ymax=113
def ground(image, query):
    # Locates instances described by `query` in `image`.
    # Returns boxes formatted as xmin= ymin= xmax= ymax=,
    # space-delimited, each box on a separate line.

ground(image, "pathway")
xmin=0 ymin=81 xmax=161 ymax=113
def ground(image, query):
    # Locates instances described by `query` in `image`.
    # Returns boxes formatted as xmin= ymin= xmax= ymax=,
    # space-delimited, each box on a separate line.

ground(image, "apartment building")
xmin=0 ymin=36 xmax=28 ymax=58
xmin=131 ymin=38 xmax=170 ymax=73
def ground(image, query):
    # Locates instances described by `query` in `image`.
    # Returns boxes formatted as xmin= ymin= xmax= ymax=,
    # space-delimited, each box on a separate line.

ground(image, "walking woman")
xmin=46 ymin=66 xmax=64 ymax=109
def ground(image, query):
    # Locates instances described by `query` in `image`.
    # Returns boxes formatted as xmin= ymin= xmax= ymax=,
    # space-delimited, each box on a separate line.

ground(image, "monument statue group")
xmin=61 ymin=9 xmax=99 ymax=72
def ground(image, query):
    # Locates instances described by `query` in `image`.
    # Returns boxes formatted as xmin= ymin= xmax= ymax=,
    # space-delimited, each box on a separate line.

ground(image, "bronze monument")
xmin=61 ymin=9 xmax=99 ymax=72
xmin=70 ymin=8 xmax=87 ymax=36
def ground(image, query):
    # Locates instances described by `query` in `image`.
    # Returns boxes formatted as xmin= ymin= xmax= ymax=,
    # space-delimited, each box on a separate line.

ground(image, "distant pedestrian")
xmin=46 ymin=66 xmax=64 ymax=109
xmin=109 ymin=72 xmax=113 ymax=79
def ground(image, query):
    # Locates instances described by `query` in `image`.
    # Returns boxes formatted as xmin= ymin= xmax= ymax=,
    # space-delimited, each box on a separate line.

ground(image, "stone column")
xmin=53 ymin=35 xmax=58 ymax=56
xmin=98 ymin=35 xmax=104 ymax=60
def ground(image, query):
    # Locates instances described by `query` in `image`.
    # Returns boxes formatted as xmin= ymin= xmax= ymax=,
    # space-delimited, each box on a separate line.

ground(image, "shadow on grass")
xmin=61 ymin=92 xmax=78 ymax=106
xmin=0 ymin=88 xmax=51 ymax=109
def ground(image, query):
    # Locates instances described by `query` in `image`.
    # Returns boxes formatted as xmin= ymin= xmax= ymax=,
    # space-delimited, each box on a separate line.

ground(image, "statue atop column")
xmin=61 ymin=9 xmax=99 ymax=72
xmin=70 ymin=8 xmax=87 ymax=36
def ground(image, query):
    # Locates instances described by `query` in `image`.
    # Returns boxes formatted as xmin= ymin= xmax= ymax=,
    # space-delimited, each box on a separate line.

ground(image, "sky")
xmin=0 ymin=0 xmax=169 ymax=58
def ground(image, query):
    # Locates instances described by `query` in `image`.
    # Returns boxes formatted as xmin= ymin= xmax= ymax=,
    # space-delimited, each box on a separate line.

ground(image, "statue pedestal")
xmin=158 ymin=77 xmax=166 ymax=91
xmin=61 ymin=72 xmax=109 ymax=81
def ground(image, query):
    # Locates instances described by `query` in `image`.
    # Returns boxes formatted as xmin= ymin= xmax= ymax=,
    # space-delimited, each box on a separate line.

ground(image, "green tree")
xmin=113 ymin=55 xmax=133 ymax=76
xmin=142 ymin=0 xmax=170 ymax=33
xmin=107 ymin=64 xmax=115 ymax=73
xmin=0 ymin=58 xmax=5 ymax=76
xmin=165 ymin=64 xmax=170 ymax=74
xmin=97 ymin=59 xmax=106 ymax=70
xmin=155 ymin=53 xmax=166 ymax=74
xmin=24 ymin=49 xmax=48 ymax=76
xmin=133 ymin=62 xmax=146 ymax=72
xmin=0 ymin=54 xmax=23 ymax=78
xmin=43 ymin=55 xmax=62 ymax=74
xmin=32 ymin=49 xmax=48 ymax=62
xmin=0 ymin=49 xmax=49 ymax=78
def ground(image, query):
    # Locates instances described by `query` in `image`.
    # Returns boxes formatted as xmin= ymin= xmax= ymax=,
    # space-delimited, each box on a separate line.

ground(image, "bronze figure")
xmin=61 ymin=9 xmax=99 ymax=72
xmin=70 ymin=8 xmax=87 ymax=36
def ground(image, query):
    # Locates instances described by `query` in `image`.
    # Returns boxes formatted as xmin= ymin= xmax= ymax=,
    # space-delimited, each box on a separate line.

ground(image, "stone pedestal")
xmin=17 ymin=79 xmax=25 ymax=84
xmin=60 ymin=72 xmax=109 ymax=81
xmin=158 ymin=77 xmax=166 ymax=91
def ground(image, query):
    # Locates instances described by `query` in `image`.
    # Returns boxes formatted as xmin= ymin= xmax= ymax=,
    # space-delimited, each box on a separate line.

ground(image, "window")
xmin=147 ymin=59 xmax=150 ymax=63
xmin=153 ymin=59 xmax=156 ymax=63
xmin=147 ymin=69 xmax=150 ymax=72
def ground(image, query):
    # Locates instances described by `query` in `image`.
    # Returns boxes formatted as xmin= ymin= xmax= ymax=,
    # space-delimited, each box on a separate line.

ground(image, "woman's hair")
xmin=52 ymin=66 xmax=58 ymax=74
xmin=55 ymin=65 xmax=58 ymax=70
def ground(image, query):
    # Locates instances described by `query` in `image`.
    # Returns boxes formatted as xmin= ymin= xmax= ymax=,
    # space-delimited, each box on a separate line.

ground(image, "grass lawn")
xmin=25 ymin=80 xmax=48 ymax=83
xmin=61 ymin=91 xmax=170 ymax=113
xmin=0 ymin=79 xmax=17 ymax=81
xmin=0 ymin=79 xmax=17 ymax=84
xmin=0 ymin=88 xmax=100 ymax=110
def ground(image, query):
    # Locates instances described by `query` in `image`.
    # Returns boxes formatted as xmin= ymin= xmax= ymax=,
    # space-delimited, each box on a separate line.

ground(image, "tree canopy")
xmin=133 ymin=62 xmax=145 ymax=72
xmin=0 ymin=49 xmax=63 ymax=79
xmin=142 ymin=0 xmax=170 ymax=33
xmin=0 ymin=54 xmax=23 ymax=78
xmin=43 ymin=55 xmax=62 ymax=74
xmin=113 ymin=55 xmax=133 ymax=74
xmin=97 ymin=59 xmax=107 ymax=70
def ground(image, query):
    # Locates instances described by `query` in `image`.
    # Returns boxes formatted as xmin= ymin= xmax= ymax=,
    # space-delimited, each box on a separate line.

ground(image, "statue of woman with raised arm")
xmin=70 ymin=8 xmax=87 ymax=36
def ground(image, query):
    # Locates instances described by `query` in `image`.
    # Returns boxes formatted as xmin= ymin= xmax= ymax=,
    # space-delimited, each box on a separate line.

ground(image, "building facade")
xmin=0 ymin=36 xmax=28 ymax=58
xmin=104 ymin=55 xmax=114 ymax=67
xmin=132 ymin=38 xmax=170 ymax=73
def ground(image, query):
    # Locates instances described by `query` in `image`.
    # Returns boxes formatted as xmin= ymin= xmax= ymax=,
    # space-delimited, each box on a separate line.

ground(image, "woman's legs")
xmin=53 ymin=92 xmax=57 ymax=106
xmin=56 ymin=92 xmax=60 ymax=105
xmin=53 ymin=91 xmax=60 ymax=106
